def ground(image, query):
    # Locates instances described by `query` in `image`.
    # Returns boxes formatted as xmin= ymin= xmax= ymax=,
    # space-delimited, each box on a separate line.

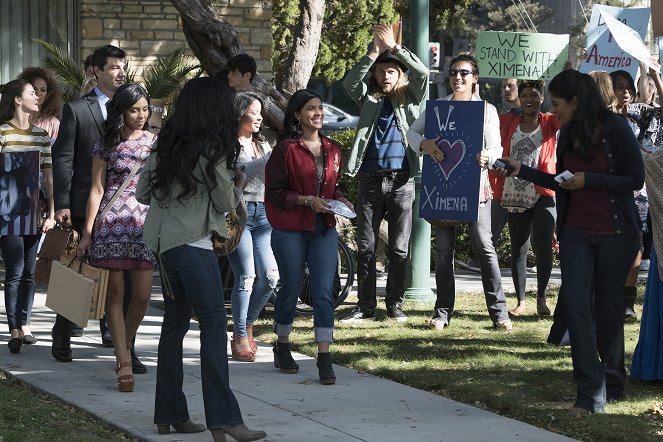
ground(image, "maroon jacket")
xmin=265 ymin=136 xmax=344 ymax=231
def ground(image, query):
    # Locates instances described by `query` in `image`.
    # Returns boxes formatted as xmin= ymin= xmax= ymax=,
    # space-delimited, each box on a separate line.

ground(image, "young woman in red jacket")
xmin=496 ymin=80 xmax=560 ymax=317
xmin=265 ymin=89 xmax=353 ymax=385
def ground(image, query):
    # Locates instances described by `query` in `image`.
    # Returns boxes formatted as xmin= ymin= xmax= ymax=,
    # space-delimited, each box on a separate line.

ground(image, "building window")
xmin=0 ymin=0 xmax=79 ymax=84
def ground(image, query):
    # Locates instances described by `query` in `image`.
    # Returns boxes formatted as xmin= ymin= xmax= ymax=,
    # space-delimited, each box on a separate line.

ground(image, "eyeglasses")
xmin=449 ymin=69 xmax=474 ymax=78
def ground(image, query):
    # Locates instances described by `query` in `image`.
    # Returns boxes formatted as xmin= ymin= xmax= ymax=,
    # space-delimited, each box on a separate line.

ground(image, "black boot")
xmin=316 ymin=352 xmax=336 ymax=385
xmin=273 ymin=342 xmax=299 ymax=374
xmin=623 ymin=286 xmax=638 ymax=322
xmin=51 ymin=316 xmax=73 ymax=362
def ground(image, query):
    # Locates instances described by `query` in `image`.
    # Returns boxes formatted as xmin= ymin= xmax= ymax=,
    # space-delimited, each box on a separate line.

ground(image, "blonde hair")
xmin=589 ymin=70 xmax=618 ymax=112
xmin=368 ymin=64 xmax=408 ymax=106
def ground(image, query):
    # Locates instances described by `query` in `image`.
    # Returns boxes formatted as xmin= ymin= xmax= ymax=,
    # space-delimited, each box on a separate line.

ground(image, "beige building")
xmin=0 ymin=0 xmax=272 ymax=84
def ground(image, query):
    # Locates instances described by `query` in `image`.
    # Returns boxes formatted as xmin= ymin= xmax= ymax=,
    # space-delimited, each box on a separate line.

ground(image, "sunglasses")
xmin=449 ymin=69 xmax=474 ymax=78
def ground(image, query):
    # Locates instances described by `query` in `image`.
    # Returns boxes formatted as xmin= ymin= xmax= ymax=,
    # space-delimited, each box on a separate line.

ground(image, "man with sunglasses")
xmin=340 ymin=24 xmax=428 ymax=323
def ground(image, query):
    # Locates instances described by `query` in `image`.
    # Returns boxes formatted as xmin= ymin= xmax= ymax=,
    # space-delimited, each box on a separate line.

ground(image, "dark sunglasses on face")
xmin=449 ymin=69 xmax=473 ymax=78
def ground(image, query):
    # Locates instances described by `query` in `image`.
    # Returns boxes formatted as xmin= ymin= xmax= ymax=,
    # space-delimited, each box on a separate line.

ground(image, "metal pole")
xmin=404 ymin=0 xmax=435 ymax=303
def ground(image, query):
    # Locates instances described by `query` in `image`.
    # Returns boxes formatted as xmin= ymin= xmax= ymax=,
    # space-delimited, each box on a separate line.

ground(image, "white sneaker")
xmin=340 ymin=308 xmax=376 ymax=323
xmin=640 ymin=259 xmax=650 ymax=271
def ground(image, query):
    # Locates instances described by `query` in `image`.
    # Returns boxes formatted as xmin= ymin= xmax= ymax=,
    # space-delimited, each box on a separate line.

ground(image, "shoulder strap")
xmin=93 ymin=132 xmax=156 ymax=230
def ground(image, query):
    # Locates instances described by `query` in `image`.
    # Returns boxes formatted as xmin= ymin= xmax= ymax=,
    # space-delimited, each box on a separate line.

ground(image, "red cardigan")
xmin=490 ymin=112 xmax=560 ymax=200
xmin=265 ymin=136 xmax=344 ymax=231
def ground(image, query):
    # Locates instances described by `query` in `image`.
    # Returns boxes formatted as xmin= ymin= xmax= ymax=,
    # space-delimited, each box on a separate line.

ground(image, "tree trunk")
xmin=277 ymin=0 xmax=326 ymax=95
xmin=169 ymin=0 xmax=287 ymax=130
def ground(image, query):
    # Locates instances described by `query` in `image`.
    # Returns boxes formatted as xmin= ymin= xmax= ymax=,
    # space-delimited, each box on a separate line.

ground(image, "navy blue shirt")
xmin=360 ymin=99 xmax=409 ymax=172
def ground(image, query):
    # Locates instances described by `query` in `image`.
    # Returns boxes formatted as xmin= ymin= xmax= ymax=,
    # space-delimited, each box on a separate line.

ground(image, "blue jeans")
xmin=154 ymin=245 xmax=243 ymax=429
xmin=2 ymin=235 xmax=39 ymax=331
xmin=271 ymin=215 xmax=337 ymax=342
xmin=559 ymin=228 xmax=638 ymax=412
xmin=433 ymin=201 xmax=509 ymax=324
xmin=355 ymin=171 xmax=414 ymax=312
xmin=228 ymin=202 xmax=278 ymax=337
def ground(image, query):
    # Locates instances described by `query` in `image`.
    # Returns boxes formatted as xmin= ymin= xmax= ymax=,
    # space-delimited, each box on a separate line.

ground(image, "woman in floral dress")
xmin=78 ymin=83 xmax=156 ymax=392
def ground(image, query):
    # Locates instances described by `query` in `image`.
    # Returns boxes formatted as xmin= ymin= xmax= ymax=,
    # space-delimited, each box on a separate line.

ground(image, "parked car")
xmin=321 ymin=103 xmax=359 ymax=134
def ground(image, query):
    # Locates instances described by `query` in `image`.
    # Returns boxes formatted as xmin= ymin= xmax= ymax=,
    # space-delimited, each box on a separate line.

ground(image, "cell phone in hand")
xmin=554 ymin=170 xmax=574 ymax=183
xmin=492 ymin=159 xmax=514 ymax=176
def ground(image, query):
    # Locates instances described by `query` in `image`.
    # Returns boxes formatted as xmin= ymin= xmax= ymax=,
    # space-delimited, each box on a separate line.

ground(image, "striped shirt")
xmin=0 ymin=122 xmax=52 ymax=169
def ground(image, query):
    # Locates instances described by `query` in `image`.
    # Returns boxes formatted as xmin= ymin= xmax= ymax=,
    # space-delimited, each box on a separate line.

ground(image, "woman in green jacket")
xmin=137 ymin=78 xmax=265 ymax=442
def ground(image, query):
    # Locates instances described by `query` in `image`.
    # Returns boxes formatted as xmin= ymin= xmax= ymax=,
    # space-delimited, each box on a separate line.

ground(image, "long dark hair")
xmin=101 ymin=83 xmax=150 ymax=149
xmin=151 ymin=77 xmax=239 ymax=202
xmin=233 ymin=91 xmax=265 ymax=143
xmin=0 ymin=79 xmax=30 ymax=123
xmin=17 ymin=67 xmax=62 ymax=120
xmin=548 ymin=69 xmax=610 ymax=161
xmin=278 ymin=89 xmax=322 ymax=141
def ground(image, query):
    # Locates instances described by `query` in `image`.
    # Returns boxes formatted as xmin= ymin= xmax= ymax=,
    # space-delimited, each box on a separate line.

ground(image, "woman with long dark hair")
xmin=137 ymin=78 xmax=266 ymax=441
xmin=265 ymin=89 xmax=352 ymax=385
xmin=0 ymin=79 xmax=54 ymax=353
xmin=77 ymin=83 xmax=156 ymax=392
xmin=500 ymin=69 xmax=644 ymax=416
xmin=227 ymin=92 xmax=278 ymax=362
xmin=17 ymin=67 xmax=62 ymax=141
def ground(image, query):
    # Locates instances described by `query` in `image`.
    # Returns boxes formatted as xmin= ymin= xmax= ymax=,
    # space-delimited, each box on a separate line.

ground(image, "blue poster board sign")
xmin=419 ymin=100 xmax=484 ymax=223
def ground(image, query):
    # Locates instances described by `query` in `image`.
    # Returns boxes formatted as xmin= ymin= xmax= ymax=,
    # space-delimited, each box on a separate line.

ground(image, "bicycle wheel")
xmin=295 ymin=238 xmax=355 ymax=314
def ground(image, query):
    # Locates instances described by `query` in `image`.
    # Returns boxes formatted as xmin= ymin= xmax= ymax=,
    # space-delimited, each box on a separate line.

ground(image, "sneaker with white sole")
xmin=340 ymin=308 xmax=375 ymax=323
xmin=386 ymin=304 xmax=408 ymax=322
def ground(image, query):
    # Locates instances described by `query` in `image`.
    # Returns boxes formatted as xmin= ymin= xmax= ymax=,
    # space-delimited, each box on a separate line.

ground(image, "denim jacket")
xmin=342 ymin=47 xmax=429 ymax=177
xmin=136 ymin=151 xmax=242 ymax=253
xmin=518 ymin=113 xmax=644 ymax=241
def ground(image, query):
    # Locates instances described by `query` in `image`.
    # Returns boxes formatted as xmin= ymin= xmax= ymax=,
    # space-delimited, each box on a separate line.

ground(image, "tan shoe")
xmin=429 ymin=318 xmax=447 ymax=331
xmin=568 ymin=406 xmax=591 ymax=418
xmin=509 ymin=304 xmax=527 ymax=316
xmin=495 ymin=319 xmax=513 ymax=331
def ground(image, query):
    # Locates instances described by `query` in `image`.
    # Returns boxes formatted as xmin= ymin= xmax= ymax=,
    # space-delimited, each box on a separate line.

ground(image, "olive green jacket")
xmin=136 ymin=151 xmax=242 ymax=254
xmin=341 ymin=47 xmax=429 ymax=177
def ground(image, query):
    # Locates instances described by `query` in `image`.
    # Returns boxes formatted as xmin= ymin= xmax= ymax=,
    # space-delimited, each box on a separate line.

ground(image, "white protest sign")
xmin=579 ymin=4 xmax=650 ymax=79
xmin=601 ymin=8 xmax=657 ymax=71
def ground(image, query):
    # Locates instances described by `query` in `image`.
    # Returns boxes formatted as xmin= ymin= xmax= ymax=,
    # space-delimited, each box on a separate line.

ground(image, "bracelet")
xmin=304 ymin=196 xmax=314 ymax=209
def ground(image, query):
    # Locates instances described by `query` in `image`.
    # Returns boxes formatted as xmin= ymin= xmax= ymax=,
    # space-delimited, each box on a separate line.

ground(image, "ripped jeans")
xmin=228 ymin=202 xmax=279 ymax=338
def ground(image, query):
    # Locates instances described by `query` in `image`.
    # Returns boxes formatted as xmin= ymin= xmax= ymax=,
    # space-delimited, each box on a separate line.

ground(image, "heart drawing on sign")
xmin=436 ymin=139 xmax=466 ymax=181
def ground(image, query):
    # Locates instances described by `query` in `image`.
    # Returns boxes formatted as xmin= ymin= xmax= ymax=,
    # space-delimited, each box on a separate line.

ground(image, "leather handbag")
xmin=210 ymin=198 xmax=248 ymax=256
xmin=35 ymin=225 xmax=79 ymax=285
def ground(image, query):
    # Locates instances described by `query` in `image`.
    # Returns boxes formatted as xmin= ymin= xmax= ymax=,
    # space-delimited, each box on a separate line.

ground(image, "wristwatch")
xmin=390 ymin=44 xmax=401 ymax=55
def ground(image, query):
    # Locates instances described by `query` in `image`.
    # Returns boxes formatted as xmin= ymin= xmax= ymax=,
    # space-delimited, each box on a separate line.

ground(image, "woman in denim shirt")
xmin=137 ymin=78 xmax=265 ymax=442
xmin=500 ymin=69 xmax=644 ymax=417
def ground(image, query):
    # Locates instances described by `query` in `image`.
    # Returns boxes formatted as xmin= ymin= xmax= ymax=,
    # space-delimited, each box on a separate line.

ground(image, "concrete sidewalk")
xmin=0 ymin=269 xmax=573 ymax=442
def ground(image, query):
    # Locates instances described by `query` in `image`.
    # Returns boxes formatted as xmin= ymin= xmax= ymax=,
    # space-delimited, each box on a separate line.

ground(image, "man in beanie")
xmin=340 ymin=24 xmax=428 ymax=323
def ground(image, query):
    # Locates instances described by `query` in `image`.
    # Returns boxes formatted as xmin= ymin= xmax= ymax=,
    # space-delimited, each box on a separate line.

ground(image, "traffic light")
xmin=429 ymin=42 xmax=440 ymax=69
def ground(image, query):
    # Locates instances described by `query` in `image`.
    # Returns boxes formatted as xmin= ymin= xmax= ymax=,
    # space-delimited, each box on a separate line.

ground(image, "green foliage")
xmin=272 ymin=0 xmax=399 ymax=86
xmin=142 ymin=48 xmax=199 ymax=101
xmin=32 ymin=37 xmax=85 ymax=102
xmin=432 ymin=0 xmax=553 ymax=46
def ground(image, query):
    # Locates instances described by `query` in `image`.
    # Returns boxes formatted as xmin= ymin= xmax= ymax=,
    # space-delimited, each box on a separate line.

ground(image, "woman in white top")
xmin=227 ymin=92 xmax=278 ymax=362
xmin=406 ymin=53 xmax=511 ymax=332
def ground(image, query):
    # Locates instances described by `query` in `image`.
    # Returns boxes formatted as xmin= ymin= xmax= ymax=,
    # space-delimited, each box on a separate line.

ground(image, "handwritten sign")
xmin=420 ymin=100 xmax=484 ymax=223
xmin=476 ymin=31 xmax=569 ymax=80
xmin=579 ymin=4 xmax=650 ymax=79
xmin=601 ymin=9 xmax=657 ymax=72
xmin=0 ymin=151 xmax=40 ymax=236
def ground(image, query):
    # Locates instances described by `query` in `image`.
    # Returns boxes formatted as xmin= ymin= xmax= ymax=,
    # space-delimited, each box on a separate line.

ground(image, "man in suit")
xmin=51 ymin=45 xmax=146 ymax=373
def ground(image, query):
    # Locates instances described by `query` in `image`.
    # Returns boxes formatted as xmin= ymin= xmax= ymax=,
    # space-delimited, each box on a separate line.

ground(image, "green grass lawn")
xmin=0 ymin=372 xmax=129 ymax=441
xmin=2 ymin=285 xmax=662 ymax=441
xmin=252 ymin=286 xmax=663 ymax=442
